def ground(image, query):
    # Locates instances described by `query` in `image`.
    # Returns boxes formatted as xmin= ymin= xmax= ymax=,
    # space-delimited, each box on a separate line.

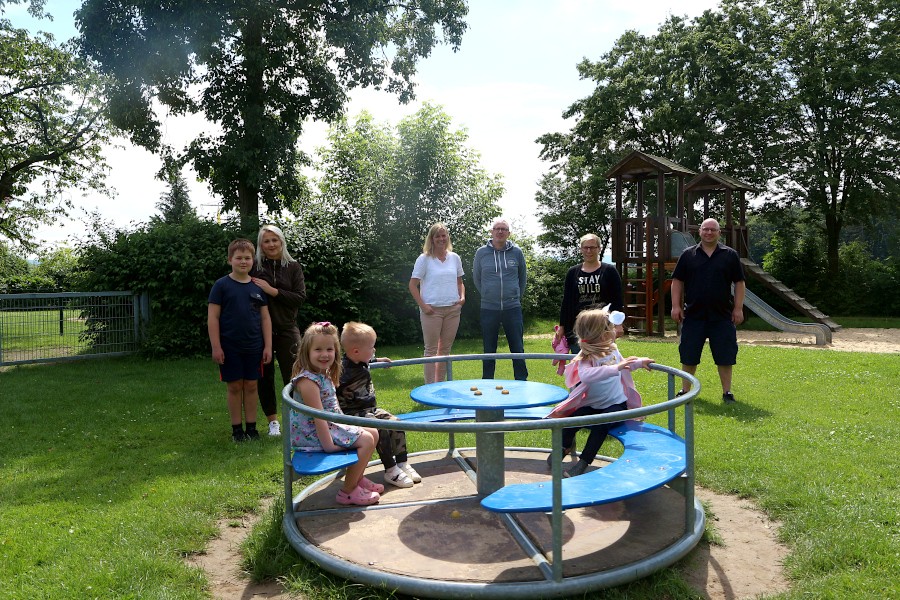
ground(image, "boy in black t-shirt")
xmin=337 ymin=322 xmax=422 ymax=488
xmin=208 ymin=239 xmax=272 ymax=441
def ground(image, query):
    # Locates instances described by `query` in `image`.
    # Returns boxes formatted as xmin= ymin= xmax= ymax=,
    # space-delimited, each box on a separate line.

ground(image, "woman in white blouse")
xmin=409 ymin=223 xmax=466 ymax=383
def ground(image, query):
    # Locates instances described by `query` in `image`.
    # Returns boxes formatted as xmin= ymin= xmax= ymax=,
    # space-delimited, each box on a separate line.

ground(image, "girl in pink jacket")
xmin=548 ymin=307 xmax=653 ymax=477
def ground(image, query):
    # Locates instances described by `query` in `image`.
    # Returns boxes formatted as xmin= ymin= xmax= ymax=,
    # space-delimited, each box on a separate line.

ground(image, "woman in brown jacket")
xmin=250 ymin=224 xmax=306 ymax=436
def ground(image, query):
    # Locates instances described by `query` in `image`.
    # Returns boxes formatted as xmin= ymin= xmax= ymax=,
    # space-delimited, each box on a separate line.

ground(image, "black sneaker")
xmin=722 ymin=392 xmax=737 ymax=404
xmin=246 ymin=429 xmax=260 ymax=440
xmin=675 ymin=390 xmax=688 ymax=397
xmin=232 ymin=432 xmax=249 ymax=442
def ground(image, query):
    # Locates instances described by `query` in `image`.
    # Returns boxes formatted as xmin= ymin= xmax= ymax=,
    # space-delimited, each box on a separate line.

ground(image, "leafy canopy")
xmin=537 ymin=0 xmax=899 ymax=280
xmin=0 ymin=15 xmax=112 ymax=249
xmin=75 ymin=0 xmax=469 ymax=232
xmin=288 ymin=104 xmax=503 ymax=344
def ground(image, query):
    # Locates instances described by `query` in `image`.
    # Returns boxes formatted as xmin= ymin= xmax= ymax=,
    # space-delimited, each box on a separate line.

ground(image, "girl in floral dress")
xmin=290 ymin=322 xmax=382 ymax=505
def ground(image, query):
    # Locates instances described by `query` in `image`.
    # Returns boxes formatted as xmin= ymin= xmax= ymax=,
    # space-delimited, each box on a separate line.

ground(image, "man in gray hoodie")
xmin=472 ymin=218 xmax=528 ymax=380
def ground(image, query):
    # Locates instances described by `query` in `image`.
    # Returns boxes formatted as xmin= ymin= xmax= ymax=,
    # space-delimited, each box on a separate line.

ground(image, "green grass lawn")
xmin=2 ymin=336 xmax=898 ymax=599
xmin=0 ymin=308 xmax=91 ymax=355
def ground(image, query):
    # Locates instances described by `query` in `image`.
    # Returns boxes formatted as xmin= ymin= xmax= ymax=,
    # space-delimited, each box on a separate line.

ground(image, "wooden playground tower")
xmin=607 ymin=150 xmax=757 ymax=336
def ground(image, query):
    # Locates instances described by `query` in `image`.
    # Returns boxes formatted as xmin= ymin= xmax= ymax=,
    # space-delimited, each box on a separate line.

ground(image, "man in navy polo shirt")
xmin=671 ymin=218 xmax=745 ymax=404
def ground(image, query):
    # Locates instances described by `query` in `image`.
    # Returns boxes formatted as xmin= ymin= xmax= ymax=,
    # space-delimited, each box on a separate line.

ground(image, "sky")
xmin=8 ymin=0 xmax=722 ymax=249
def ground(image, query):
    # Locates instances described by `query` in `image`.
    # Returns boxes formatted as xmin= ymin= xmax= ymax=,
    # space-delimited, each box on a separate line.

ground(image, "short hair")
xmin=256 ymin=224 xmax=295 ymax=269
xmin=228 ymin=238 xmax=255 ymax=259
xmin=579 ymin=233 xmax=601 ymax=247
xmin=292 ymin=322 xmax=342 ymax=385
xmin=340 ymin=321 xmax=377 ymax=349
xmin=422 ymin=223 xmax=453 ymax=256
xmin=492 ymin=218 xmax=510 ymax=231
xmin=573 ymin=307 xmax=617 ymax=361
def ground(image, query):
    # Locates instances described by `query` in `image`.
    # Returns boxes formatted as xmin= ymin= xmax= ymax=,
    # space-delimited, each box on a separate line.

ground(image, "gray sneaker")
xmin=564 ymin=460 xmax=589 ymax=478
xmin=268 ymin=420 xmax=281 ymax=437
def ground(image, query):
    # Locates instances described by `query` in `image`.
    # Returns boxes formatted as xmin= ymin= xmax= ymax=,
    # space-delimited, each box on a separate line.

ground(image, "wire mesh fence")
xmin=0 ymin=292 xmax=149 ymax=366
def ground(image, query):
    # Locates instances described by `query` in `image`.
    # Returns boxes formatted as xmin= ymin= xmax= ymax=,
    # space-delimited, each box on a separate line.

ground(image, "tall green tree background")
xmin=286 ymin=104 xmax=503 ymax=344
xmin=0 ymin=0 xmax=113 ymax=249
xmin=75 ymin=0 xmax=469 ymax=233
xmin=77 ymin=105 xmax=503 ymax=355
xmin=536 ymin=0 xmax=899 ymax=315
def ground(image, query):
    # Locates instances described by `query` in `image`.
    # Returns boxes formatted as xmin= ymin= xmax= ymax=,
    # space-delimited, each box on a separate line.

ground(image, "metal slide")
xmin=740 ymin=286 xmax=832 ymax=345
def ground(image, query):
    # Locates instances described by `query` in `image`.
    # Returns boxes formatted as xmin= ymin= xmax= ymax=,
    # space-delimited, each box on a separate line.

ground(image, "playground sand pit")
xmin=736 ymin=327 xmax=899 ymax=354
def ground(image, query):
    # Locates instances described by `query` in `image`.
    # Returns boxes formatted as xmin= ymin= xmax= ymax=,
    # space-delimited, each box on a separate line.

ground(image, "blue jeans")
xmin=480 ymin=307 xmax=528 ymax=380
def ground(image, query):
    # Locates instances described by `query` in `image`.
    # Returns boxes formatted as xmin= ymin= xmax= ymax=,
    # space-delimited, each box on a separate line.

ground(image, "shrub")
xmin=78 ymin=217 xmax=236 ymax=357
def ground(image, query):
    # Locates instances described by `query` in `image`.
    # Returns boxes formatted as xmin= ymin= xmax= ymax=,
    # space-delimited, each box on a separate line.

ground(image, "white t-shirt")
xmin=582 ymin=350 xmax=628 ymax=410
xmin=411 ymin=252 xmax=464 ymax=306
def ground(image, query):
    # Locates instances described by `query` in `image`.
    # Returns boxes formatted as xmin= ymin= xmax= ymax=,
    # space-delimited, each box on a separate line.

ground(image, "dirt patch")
xmin=683 ymin=489 xmax=790 ymax=600
xmin=185 ymin=497 xmax=291 ymax=600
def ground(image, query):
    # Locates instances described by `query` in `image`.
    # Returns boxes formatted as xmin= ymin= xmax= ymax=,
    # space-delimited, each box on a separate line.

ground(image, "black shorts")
xmin=679 ymin=318 xmax=738 ymax=366
xmin=219 ymin=348 xmax=264 ymax=382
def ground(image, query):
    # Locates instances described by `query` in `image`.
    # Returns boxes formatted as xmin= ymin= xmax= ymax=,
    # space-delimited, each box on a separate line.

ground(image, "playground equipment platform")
xmin=282 ymin=354 xmax=705 ymax=599
xmin=287 ymin=448 xmax=700 ymax=597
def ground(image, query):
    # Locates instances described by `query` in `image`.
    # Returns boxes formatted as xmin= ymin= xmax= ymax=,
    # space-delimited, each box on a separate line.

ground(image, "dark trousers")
xmin=562 ymin=402 xmax=627 ymax=464
xmin=344 ymin=407 xmax=408 ymax=469
xmin=259 ymin=328 xmax=301 ymax=417
xmin=480 ymin=307 xmax=528 ymax=380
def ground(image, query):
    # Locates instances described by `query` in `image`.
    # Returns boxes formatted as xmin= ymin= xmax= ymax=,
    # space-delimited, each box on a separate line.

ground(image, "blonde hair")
xmin=292 ymin=322 xmax=342 ymax=386
xmin=255 ymin=224 xmax=295 ymax=269
xmin=422 ymin=223 xmax=453 ymax=256
xmin=573 ymin=307 xmax=617 ymax=362
xmin=340 ymin=321 xmax=376 ymax=349
xmin=579 ymin=233 xmax=601 ymax=247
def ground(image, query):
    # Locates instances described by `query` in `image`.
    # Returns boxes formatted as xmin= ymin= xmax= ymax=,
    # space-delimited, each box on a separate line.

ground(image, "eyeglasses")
xmin=493 ymin=228 xmax=509 ymax=232
xmin=700 ymin=228 xmax=720 ymax=233
xmin=581 ymin=246 xmax=599 ymax=251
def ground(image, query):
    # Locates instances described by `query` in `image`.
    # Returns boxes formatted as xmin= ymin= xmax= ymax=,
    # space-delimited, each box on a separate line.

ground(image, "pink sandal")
xmin=358 ymin=476 xmax=385 ymax=494
xmin=336 ymin=485 xmax=380 ymax=506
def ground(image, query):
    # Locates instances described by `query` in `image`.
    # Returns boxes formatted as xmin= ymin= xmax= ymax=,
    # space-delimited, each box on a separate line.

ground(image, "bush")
xmin=78 ymin=217 xmax=236 ymax=357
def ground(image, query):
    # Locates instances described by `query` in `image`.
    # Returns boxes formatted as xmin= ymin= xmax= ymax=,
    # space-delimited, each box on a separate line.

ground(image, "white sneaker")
xmin=267 ymin=420 xmax=281 ymax=437
xmin=384 ymin=466 xmax=414 ymax=488
xmin=398 ymin=462 xmax=422 ymax=483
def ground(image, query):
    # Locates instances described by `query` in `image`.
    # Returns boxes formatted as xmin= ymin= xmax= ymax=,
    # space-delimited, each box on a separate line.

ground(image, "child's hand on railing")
xmin=619 ymin=356 xmax=654 ymax=371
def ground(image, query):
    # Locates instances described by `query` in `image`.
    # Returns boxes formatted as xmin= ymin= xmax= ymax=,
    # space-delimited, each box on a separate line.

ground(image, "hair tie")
xmin=316 ymin=321 xmax=331 ymax=327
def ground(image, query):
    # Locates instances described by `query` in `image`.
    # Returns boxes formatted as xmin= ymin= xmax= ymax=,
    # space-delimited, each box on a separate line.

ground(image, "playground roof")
xmin=604 ymin=150 xmax=696 ymax=180
xmin=685 ymin=171 xmax=759 ymax=193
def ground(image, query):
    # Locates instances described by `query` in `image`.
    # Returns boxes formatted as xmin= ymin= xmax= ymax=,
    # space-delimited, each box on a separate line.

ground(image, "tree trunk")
xmin=825 ymin=209 xmax=841 ymax=280
xmin=238 ymin=182 xmax=259 ymax=234
xmin=237 ymin=14 xmax=265 ymax=236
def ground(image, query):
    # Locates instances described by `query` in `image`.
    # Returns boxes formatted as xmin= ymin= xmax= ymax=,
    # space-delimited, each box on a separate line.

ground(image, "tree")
xmin=726 ymin=0 xmax=900 ymax=279
xmin=538 ymin=0 xmax=899 ymax=282
xmin=0 ymin=16 xmax=112 ymax=248
xmin=78 ymin=215 xmax=236 ymax=356
xmin=534 ymin=155 xmax=616 ymax=261
xmin=534 ymin=15 xmax=741 ymax=257
xmin=155 ymin=169 xmax=195 ymax=224
xmin=75 ymin=0 xmax=469 ymax=233
xmin=291 ymin=105 xmax=502 ymax=344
